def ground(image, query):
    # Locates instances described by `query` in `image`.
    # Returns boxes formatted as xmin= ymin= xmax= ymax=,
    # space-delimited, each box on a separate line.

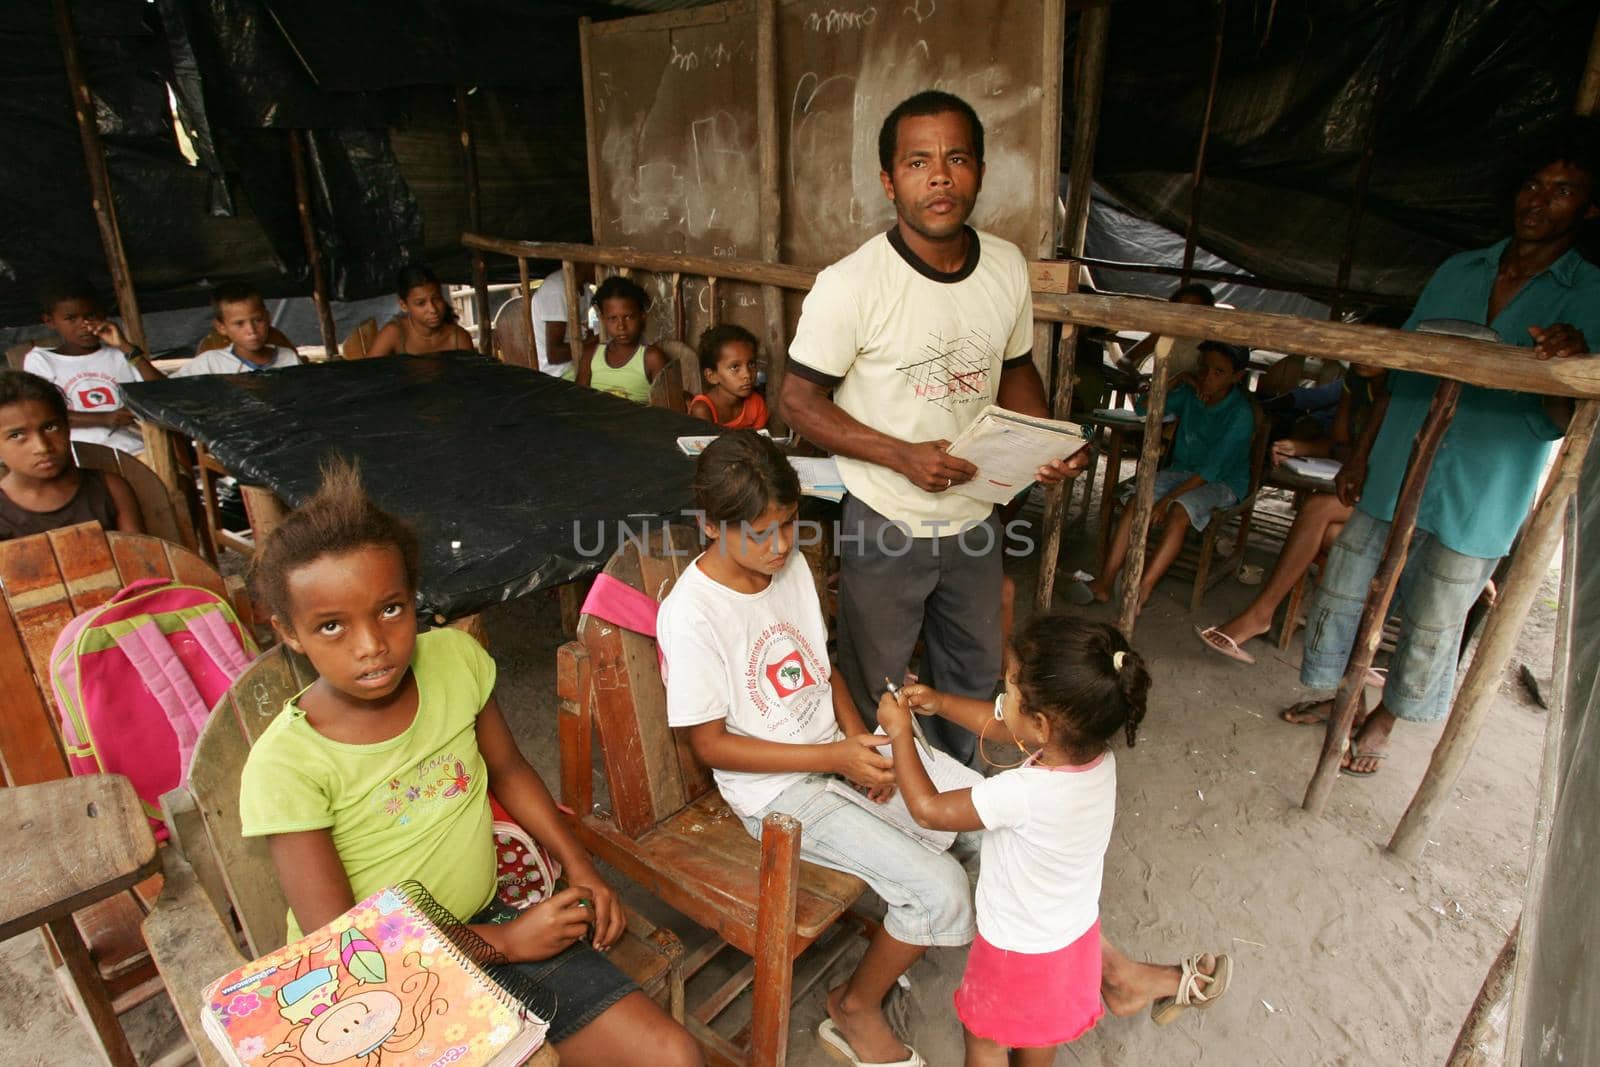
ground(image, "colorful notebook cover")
xmin=201 ymin=882 xmax=548 ymax=1067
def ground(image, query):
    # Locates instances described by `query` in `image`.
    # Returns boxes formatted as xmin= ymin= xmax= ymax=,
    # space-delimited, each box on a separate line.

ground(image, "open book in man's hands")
xmin=944 ymin=405 xmax=1091 ymax=505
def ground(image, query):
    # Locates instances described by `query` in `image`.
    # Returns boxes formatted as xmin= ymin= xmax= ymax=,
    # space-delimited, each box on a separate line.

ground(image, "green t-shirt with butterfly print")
xmin=240 ymin=627 xmax=497 ymax=941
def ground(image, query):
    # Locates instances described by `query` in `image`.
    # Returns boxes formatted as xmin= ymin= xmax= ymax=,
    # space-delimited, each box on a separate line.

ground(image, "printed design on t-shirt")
xmin=896 ymin=327 xmax=998 ymax=411
xmin=367 ymin=752 xmax=474 ymax=826
xmin=60 ymin=369 xmax=123 ymax=412
xmin=744 ymin=621 xmax=828 ymax=736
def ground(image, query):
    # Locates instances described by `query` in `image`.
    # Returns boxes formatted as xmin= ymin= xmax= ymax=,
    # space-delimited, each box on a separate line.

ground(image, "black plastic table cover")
xmin=124 ymin=354 xmax=711 ymax=619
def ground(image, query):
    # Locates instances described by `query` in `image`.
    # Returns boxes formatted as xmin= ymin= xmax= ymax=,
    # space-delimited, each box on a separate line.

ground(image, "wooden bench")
xmin=557 ymin=524 xmax=869 ymax=1067
xmin=0 ymin=524 xmax=256 ymax=1060
xmin=70 ymin=440 xmax=199 ymax=552
xmin=145 ymin=641 xmax=684 ymax=1067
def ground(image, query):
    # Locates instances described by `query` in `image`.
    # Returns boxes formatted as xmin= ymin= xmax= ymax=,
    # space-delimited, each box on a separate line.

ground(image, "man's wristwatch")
xmin=124 ymin=345 xmax=145 ymax=363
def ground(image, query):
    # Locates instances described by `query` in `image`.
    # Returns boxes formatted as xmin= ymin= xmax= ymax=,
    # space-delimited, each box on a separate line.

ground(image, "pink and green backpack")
xmin=49 ymin=577 xmax=257 ymax=838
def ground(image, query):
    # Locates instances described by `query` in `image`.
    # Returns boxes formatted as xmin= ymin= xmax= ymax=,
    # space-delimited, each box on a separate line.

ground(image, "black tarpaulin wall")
xmin=1 ymin=0 xmax=609 ymax=325
xmin=1080 ymin=0 xmax=1597 ymax=301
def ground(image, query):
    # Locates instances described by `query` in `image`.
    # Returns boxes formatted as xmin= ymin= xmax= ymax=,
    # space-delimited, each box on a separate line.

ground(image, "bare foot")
xmin=1101 ymin=953 xmax=1219 ymax=1017
xmin=825 ymin=983 xmax=907 ymax=1064
xmin=1342 ymin=709 xmax=1395 ymax=775
xmin=1280 ymin=698 xmax=1333 ymax=725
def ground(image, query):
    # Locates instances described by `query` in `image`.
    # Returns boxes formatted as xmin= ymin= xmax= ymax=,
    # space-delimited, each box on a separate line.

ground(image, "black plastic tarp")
xmin=1082 ymin=0 xmax=1598 ymax=301
xmin=122 ymin=354 xmax=708 ymax=618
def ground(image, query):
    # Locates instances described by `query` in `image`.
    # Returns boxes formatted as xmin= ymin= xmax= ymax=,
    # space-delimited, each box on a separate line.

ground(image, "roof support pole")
xmin=52 ymin=0 xmax=145 ymax=349
xmin=1035 ymin=0 xmax=1103 ymax=613
xmin=1180 ymin=0 xmax=1227 ymax=281
xmin=1302 ymin=381 xmax=1459 ymax=815
xmin=456 ymin=85 xmax=491 ymax=358
xmin=1115 ymin=344 xmax=1172 ymax=637
xmin=287 ymin=131 xmax=340 ymax=357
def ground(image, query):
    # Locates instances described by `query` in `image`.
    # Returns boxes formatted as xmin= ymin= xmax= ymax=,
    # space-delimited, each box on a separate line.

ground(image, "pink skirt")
xmin=953 ymin=921 xmax=1103 ymax=1048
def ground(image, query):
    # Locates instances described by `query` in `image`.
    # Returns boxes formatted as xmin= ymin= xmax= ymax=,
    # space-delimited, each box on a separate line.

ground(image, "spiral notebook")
xmin=200 ymin=882 xmax=548 ymax=1067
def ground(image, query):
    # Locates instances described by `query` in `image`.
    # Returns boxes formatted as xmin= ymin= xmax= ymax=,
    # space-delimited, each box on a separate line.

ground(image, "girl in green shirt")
xmin=238 ymin=459 xmax=700 ymax=1067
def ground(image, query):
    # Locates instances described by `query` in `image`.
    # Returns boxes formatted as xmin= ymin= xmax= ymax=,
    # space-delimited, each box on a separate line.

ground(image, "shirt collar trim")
xmin=886 ymin=225 xmax=981 ymax=283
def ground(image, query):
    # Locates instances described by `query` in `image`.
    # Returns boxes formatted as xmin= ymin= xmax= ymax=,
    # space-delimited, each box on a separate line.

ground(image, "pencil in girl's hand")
xmin=884 ymin=677 xmax=935 ymax=760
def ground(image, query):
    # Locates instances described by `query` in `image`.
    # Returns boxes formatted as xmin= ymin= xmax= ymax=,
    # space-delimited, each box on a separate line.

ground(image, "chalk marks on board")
xmin=804 ymin=7 xmax=879 ymax=33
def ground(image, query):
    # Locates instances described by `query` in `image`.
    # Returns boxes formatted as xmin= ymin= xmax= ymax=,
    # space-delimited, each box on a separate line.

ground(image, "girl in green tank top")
xmin=577 ymin=277 xmax=665 ymax=404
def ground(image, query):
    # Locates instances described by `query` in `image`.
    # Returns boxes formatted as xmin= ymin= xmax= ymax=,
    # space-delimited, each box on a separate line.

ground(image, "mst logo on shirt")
xmin=744 ymin=621 xmax=828 ymax=737
xmin=60 ymin=369 xmax=123 ymax=411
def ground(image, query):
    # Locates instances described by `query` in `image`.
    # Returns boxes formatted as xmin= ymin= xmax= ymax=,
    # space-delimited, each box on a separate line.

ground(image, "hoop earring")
xmin=979 ymin=712 xmax=1034 ymax=771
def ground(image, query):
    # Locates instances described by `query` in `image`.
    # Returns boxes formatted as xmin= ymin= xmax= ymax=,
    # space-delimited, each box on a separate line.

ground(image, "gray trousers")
xmin=835 ymin=495 xmax=1004 ymax=767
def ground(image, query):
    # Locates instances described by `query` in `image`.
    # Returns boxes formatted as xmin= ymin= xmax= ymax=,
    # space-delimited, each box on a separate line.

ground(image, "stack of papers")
xmin=676 ymin=429 xmax=782 ymax=457
xmin=789 ymin=456 xmax=846 ymax=502
xmin=945 ymin=405 xmax=1092 ymax=505
xmin=1281 ymin=456 xmax=1342 ymax=483
xmin=1093 ymin=407 xmax=1176 ymax=426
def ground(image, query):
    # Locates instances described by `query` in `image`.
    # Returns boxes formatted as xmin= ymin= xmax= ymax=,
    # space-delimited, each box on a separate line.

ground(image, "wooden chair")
xmin=492 ymin=293 xmax=536 ymax=368
xmin=5 ymin=339 xmax=44 ymax=370
xmin=557 ymin=524 xmax=868 ymax=1066
xmin=69 ymin=440 xmax=198 ymax=552
xmin=145 ymin=641 xmax=684 ymax=1066
xmin=193 ymin=442 xmax=287 ymax=558
xmin=650 ymin=340 xmax=694 ymax=413
xmin=192 ymin=325 xmax=296 ymax=357
xmin=0 ymin=524 xmax=255 ymax=1060
xmin=339 ymin=318 xmax=381 ymax=359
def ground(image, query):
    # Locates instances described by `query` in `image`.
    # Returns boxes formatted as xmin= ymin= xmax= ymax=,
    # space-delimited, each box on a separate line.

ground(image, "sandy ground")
xmin=0 ymin=486 xmax=1558 ymax=1065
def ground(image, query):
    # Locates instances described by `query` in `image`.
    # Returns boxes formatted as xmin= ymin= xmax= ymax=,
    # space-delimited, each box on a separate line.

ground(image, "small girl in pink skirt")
xmin=878 ymin=615 xmax=1150 ymax=1066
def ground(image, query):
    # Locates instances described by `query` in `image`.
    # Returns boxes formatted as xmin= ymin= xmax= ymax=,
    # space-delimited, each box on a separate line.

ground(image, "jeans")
xmin=1300 ymin=509 xmax=1498 ymax=722
xmin=738 ymin=774 xmax=976 ymax=948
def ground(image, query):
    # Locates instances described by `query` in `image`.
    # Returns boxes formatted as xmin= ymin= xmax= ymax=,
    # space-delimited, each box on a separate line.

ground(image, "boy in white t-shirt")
xmin=658 ymin=431 xmax=972 ymax=1067
xmin=172 ymin=282 xmax=301 ymax=377
xmin=22 ymin=277 xmax=163 ymax=455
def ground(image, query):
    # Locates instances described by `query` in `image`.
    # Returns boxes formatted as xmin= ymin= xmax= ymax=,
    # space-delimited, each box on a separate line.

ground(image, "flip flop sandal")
xmin=1195 ymin=626 xmax=1256 ymax=664
xmin=1151 ymin=952 xmax=1234 ymax=1026
xmin=1065 ymin=579 xmax=1096 ymax=606
xmin=818 ymin=1019 xmax=926 ymax=1067
xmin=1342 ymin=745 xmax=1388 ymax=777
xmin=1364 ymin=666 xmax=1388 ymax=688
xmin=1279 ymin=700 xmax=1330 ymax=726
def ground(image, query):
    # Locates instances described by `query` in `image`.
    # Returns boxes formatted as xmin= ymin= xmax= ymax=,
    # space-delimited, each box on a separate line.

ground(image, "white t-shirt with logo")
xmin=658 ymin=552 xmax=837 ymax=817
xmin=172 ymin=345 xmax=301 ymax=377
xmin=788 ymin=228 xmax=1034 ymax=535
xmin=968 ymin=753 xmax=1117 ymax=952
xmin=21 ymin=345 xmax=144 ymax=454
xmin=531 ymin=270 xmax=591 ymax=377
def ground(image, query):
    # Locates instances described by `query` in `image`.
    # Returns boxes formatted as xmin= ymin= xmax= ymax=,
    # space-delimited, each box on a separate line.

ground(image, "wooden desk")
xmin=0 ymin=776 xmax=160 ymax=1067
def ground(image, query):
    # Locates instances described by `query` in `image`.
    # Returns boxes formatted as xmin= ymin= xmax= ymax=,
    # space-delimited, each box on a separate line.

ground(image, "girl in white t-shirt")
xmin=880 ymin=617 xmax=1221 ymax=1064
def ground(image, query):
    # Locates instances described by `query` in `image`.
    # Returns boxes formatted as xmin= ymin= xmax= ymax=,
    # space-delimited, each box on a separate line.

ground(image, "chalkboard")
xmin=582 ymin=0 xmax=1062 ymax=388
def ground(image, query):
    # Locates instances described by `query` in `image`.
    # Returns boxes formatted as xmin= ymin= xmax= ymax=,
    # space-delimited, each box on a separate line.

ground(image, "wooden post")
xmin=287 ymin=131 xmax=340 ymax=357
xmin=563 ymin=260 xmax=584 ymax=368
xmin=755 ymin=0 xmax=788 ymax=433
xmin=514 ymin=256 xmax=534 ymax=367
xmin=1035 ymin=264 xmax=1083 ymax=612
xmin=578 ymin=20 xmax=604 ymax=246
xmin=1303 ymin=381 xmax=1461 ymax=815
xmin=1181 ymin=0 xmax=1227 ymax=278
xmin=1059 ymin=3 xmax=1106 ymax=260
xmin=707 ymin=276 xmax=720 ymax=327
xmin=1388 ymin=401 xmax=1600 ymax=857
xmin=1330 ymin=10 xmax=1404 ymax=319
xmin=670 ymin=272 xmax=685 ymax=343
xmin=1577 ymin=10 xmax=1600 ymax=116
xmin=1115 ymin=346 xmax=1172 ymax=636
xmin=1446 ymin=921 xmax=1519 ymax=1067
xmin=455 ymin=86 xmax=492 ymax=358
xmin=52 ymin=0 xmax=145 ymax=350
xmin=1034 ymin=0 xmax=1097 ymax=612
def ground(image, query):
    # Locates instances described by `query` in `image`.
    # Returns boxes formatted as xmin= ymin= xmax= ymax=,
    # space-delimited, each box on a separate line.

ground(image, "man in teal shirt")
xmin=1292 ymin=133 xmax=1600 ymax=776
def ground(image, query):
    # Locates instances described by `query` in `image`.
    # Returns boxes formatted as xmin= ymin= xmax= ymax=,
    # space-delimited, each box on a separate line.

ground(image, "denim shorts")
xmin=1121 ymin=470 xmax=1237 ymax=531
xmin=472 ymin=898 xmax=640 ymax=1044
xmin=1300 ymin=508 xmax=1497 ymax=722
xmin=738 ymin=774 xmax=976 ymax=948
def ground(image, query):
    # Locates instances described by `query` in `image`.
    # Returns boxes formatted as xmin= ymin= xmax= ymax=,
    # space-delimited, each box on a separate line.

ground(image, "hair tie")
xmin=1112 ymin=651 xmax=1127 ymax=672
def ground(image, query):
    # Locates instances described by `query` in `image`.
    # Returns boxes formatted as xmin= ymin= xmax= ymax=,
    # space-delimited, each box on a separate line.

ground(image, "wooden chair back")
xmin=492 ymin=294 xmax=535 ymax=368
xmin=6 ymin=340 xmax=43 ymax=370
xmin=565 ymin=524 xmax=711 ymax=837
xmin=192 ymin=326 xmax=296 ymax=357
xmin=649 ymin=342 xmax=693 ymax=413
xmin=70 ymin=441 xmax=198 ymax=551
xmin=174 ymin=643 xmax=316 ymax=957
xmin=340 ymin=319 xmax=381 ymax=360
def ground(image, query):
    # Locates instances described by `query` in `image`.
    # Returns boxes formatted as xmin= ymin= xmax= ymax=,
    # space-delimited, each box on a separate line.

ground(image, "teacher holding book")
xmin=779 ymin=90 xmax=1085 ymax=765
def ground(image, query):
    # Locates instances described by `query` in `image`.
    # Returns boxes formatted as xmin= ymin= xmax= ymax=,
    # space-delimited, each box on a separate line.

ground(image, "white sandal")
xmin=1150 ymin=952 xmax=1233 ymax=1026
xmin=818 ymin=1019 xmax=927 ymax=1067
